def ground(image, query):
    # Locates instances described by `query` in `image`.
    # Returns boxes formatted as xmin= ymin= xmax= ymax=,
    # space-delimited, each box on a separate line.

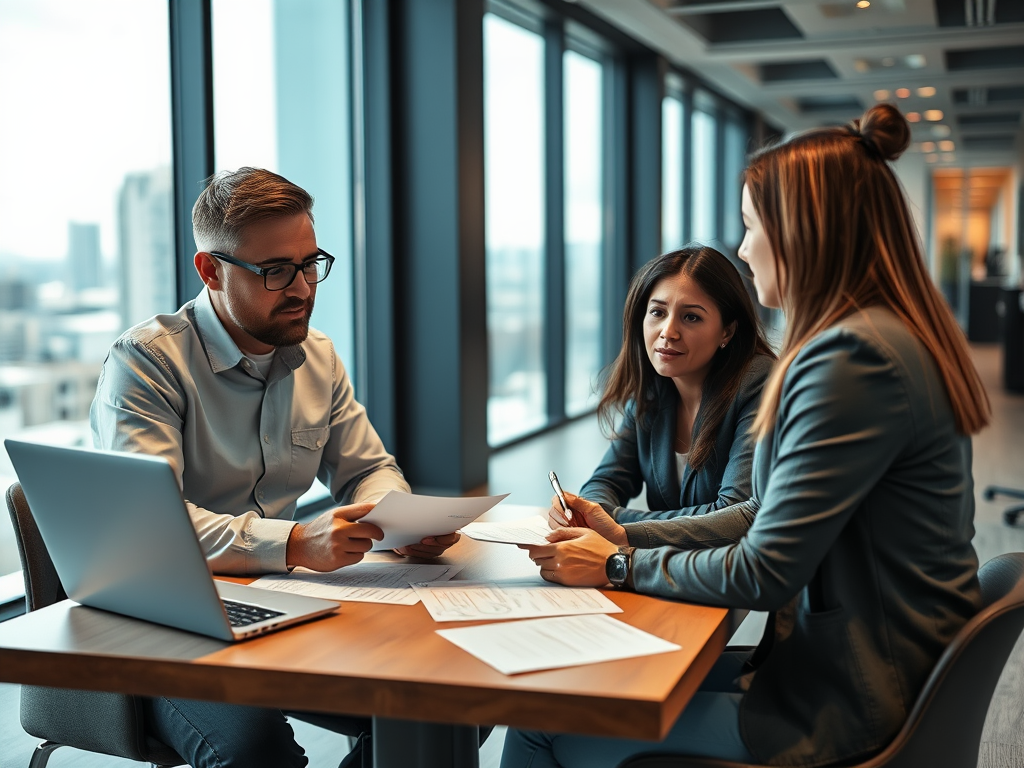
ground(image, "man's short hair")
xmin=192 ymin=167 xmax=315 ymax=253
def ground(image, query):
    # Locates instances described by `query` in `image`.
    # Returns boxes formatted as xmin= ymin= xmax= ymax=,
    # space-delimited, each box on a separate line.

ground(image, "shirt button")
xmin=243 ymin=360 xmax=251 ymax=368
xmin=263 ymin=434 xmax=270 ymax=443
xmin=316 ymin=439 xmax=322 ymax=448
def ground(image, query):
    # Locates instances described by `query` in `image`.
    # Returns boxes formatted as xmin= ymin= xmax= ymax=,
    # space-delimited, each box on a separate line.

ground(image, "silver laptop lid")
xmin=6 ymin=439 xmax=240 ymax=640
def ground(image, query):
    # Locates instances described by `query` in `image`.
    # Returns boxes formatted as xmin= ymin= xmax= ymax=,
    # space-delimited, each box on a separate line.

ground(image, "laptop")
xmin=5 ymin=439 xmax=339 ymax=641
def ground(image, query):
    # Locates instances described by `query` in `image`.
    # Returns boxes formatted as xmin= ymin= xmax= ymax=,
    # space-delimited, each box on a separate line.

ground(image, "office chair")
xmin=6 ymin=482 xmax=184 ymax=768
xmin=617 ymin=551 xmax=1024 ymax=768
xmin=984 ymin=485 xmax=1024 ymax=527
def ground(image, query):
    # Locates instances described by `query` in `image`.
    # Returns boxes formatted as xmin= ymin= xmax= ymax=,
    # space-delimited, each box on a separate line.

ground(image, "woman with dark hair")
xmin=560 ymin=245 xmax=774 ymax=525
xmin=504 ymin=103 xmax=989 ymax=768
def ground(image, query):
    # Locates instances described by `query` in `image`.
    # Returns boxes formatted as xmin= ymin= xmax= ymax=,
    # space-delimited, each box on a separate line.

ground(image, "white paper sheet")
xmin=251 ymin=563 xmax=463 ymax=605
xmin=361 ymin=491 xmax=510 ymax=551
xmin=459 ymin=515 xmax=553 ymax=546
xmin=412 ymin=580 xmax=622 ymax=622
xmin=436 ymin=614 xmax=682 ymax=675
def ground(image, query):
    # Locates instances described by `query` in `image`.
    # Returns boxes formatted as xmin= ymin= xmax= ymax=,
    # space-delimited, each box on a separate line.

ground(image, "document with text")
xmin=436 ymin=614 xmax=682 ymax=675
xmin=251 ymin=562 xmax=463 ymax=605
xmin=362 ymin=491 xmax=510 ymax=551
xmin=412 ymin=580 xmax=622 ymax=622
xmin=459 ymin=515 xmax=552 ymax=546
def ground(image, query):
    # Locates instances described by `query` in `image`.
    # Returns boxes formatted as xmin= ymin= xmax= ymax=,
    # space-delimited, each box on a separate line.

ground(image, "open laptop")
xmin=5 ymin=439 xmax=339 ymax=642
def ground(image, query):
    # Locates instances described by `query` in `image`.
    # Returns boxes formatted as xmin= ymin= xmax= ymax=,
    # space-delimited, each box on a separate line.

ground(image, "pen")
xmin=548 ymin=471 xmax=572 ymax=524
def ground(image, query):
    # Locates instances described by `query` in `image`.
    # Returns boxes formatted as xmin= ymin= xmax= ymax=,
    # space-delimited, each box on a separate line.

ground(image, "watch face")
xmin=607 ymin=552 xmax=628 ymax=585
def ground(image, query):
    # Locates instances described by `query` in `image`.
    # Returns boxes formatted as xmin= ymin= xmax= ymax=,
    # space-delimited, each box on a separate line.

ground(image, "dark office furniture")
xmin=617 ymin=552 xmax=1024 ymax=768
xmin=985 ymin=485 xmax=1024 ymax=527
xmin=5 ymin=482 xmax=184 ymax=768
xmin=1001 ymin=286 xmax=1024 ymax=392
xmin=967 ymin=278 xmax=1005 ymax=343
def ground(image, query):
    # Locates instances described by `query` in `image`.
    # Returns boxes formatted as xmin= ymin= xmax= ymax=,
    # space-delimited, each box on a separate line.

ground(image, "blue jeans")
xmin=500 ymin=651 xmax=756 ymax=768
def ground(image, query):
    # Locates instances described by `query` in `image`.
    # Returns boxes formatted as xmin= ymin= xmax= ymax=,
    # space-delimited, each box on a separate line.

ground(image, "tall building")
xmin=67 ymin=222 xmax=102 ymax=292
xmin=118 ymin=167 xmax=174 ymax=329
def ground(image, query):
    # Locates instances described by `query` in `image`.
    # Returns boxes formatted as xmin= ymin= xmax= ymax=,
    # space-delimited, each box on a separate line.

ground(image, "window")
xmin=563 ymin=49 xmax=604 ymax=417
xmin=661 ymin=93 xmax=685 ymax=252
xmin=691 ymin=92 xmax=718 ymax=244
xmin=722 ymin=116 xmax=748 ymax=248
xmin=212 ymin=0 xmax=355 ymax=378
xmin=483 ymin=13 xmax=547 ymax=445
xmin=0 ymin=0 xmax=173 ymax=580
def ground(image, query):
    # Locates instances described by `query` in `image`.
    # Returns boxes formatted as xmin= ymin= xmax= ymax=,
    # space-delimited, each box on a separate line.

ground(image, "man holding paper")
xmin=90 ymin=167 xmax=460 ymax=767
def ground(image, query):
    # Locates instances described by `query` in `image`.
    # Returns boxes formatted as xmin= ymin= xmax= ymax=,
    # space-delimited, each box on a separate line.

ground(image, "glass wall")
xmin=563 ymin=49 xmax=604 ymax=417
xmin=0 ymin=0 xmax=173 ymax=580
xmin=483 ymin=13 xmax=547 ymax=445
xmin=662 ymin=94 xmax=685 ymax=253
xmin=691 ymin=92 xmax=718 ymax=244
xmin=212 ymin=0 xmax=355 ymax=376
xmin=723 ymin=116 xmax=748 ymax=248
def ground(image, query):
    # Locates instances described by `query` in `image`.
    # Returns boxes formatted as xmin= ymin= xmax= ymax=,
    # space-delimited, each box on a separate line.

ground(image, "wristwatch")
xmin=605 ymin=546 xmax=633 ymax=588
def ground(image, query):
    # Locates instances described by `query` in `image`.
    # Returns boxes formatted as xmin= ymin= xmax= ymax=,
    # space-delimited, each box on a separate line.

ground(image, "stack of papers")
xmin=459 ymin=515 xmax=553 ymax=546
xmin=412 ymin=580 xmax=622 ymax=622
xmin=361 ymin=491 xmax=509 ymax=550
xmin=251 ymin=562 xmax=462 ymax=605
xmin=436 ymin=614 xmax=682 ymax=675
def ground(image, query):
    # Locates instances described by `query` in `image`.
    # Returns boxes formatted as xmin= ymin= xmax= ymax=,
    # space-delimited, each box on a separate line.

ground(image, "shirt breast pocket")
xmin=287 ymin=426 xmax=330 ymax=492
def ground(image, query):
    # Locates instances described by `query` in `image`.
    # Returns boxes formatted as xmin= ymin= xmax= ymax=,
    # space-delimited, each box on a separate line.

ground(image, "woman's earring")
xmin=720 ymin=342 xmax=727 ymax=349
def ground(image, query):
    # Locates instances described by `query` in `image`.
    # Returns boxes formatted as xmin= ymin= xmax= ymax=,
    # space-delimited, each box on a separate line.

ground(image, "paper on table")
xmin=251 ymin=562 xmax=463 ymax=605
xmin=413 ymin=580 xmax=622 ymax=622
xmin=362 ymin=491 xmax=510 ymax=551
xmin=459 ymin=515 xmax=552 ymax=546
xmin=436 ymin=614 xmax=682 ymax=675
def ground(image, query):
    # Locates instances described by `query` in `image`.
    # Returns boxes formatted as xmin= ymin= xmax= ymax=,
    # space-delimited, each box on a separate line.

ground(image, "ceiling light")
xmin=932 ymin=125 xmax=952 ymax=138
xmin=926 ymin=154 xmax=938 ymax=163
xmin=942 ymin=153 xmax=956 ymax=162
xmin=874 ymin=89 xmax=891 ymax=101
xmin=939 ymin=141 xmax=955 ymax=152
xmin=917 ymin=86 xmax=936 ymax=98
xmin=924 ymin=109 xmax=944 ymax=121
xmin=857 ymin=0 xmax=870 ymax=7
xmin=896 ymin=88 xmax=911 ymax=98
xmin=907 ymin=112 xmax=922 ymax=122
xmin=905 ymin=55 xmax=927 ymax=69
xmin=921 ymin=141 xmax=936 ymax=152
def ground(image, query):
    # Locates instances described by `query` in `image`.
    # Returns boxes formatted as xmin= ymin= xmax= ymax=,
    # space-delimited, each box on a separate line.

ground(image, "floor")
xmin=1 ymin=343 xmax=1022 ymax=767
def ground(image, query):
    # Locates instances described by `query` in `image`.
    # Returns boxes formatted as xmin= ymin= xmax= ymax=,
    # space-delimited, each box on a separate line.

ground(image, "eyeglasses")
xmin=209 ymin=249 xmax=335 ymax=291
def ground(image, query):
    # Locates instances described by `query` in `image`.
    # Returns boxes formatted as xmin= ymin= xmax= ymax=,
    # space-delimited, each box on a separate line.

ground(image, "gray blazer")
xmin=580 ymin=354 xmax=773 ymax=522
xmin=624 ymin=308 xmax=981 ymax=767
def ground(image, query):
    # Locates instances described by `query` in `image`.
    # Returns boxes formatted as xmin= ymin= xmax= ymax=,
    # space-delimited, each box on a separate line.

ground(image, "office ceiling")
xmin=579 ymin=0 xmax=1024 ymax=168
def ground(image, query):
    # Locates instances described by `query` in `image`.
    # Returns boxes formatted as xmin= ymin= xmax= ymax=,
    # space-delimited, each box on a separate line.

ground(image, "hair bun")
xmin=851 ymin=103 xmax=911 ymax=162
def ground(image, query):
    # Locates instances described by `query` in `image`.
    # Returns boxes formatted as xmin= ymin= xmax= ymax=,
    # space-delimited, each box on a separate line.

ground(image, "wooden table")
xmin=0 ymin=506 xmax=732 ymax=767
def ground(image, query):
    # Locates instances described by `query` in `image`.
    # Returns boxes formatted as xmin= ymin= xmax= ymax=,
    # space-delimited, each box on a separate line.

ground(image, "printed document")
xmin=436 ymin=614 xmax=682 ymax=675
xmin=459 ymin=515 xmax=552 ymax=546
xmin=362 ymin=491 xmax=510 ymax=551
xmin=412 ymin=580 xmax=622 ymax=622
xmin=251 ymin=562 xmax=463 ymax=605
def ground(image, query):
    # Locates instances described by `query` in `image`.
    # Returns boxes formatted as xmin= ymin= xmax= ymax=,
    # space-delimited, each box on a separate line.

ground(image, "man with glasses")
xmin=90 ymin=167 xmax=458 ymax=768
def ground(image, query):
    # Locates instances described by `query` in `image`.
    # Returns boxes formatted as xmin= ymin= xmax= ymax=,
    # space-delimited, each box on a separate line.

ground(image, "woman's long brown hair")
xmin=745 ymin=103 xmax=989 ymax=439
xmin=598 ymin=246 xmax=774 ymax=471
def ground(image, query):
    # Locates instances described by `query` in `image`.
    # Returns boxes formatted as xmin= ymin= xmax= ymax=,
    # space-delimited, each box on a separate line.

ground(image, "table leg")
xmin=372 ymin=717 xmax=480 ymax=768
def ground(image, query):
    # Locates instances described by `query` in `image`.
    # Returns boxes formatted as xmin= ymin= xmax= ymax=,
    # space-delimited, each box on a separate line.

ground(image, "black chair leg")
xmin=28 ymin=741 xmax=62 ymax=768
xmin=1004 ymin=503 xmax=1024 ymax=527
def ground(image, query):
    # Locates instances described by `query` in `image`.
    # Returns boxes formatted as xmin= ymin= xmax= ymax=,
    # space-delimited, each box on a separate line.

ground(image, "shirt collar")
xmin=193 ymin=288 xmax=307 ymax=375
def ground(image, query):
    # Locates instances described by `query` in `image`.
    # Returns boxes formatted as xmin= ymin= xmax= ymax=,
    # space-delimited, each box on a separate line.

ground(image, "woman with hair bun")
xmin=503 ymin=103 xmax=990 ymax=768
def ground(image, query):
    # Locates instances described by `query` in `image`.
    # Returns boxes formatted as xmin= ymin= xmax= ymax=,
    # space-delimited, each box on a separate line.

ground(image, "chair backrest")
xmin=5 ymin=482 xmax=66 ymax=612
xmin=860 ymin=552 xmax=1024 ymax=768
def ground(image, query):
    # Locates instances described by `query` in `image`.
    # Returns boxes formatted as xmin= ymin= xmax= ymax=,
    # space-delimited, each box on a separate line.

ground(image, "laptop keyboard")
xmin=222 ymin=599 xmax=285 ymax=628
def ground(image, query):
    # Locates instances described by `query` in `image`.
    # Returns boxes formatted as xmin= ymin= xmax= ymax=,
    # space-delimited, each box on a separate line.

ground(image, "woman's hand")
xmin=548 ymin=491 xmax=628 ymax=547
xmin=521 ymin=528 xmax=620 ymax=587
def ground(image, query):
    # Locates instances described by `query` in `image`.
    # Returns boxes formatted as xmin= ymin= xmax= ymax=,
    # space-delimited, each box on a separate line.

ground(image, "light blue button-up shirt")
xmin=90 ymin=288 xmax=409 ymax=574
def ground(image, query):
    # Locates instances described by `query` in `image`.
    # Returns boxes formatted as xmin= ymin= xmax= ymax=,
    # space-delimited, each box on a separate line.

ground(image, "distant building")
xmin=118 ymin=167 xmax=175 ymax=329
xmin=68 ymin=222 xmax=103 ymax=292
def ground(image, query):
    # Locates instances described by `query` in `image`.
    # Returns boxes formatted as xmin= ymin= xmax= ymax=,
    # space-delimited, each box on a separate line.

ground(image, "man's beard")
xmin=240 ymin=297 xmax=314 ymax=349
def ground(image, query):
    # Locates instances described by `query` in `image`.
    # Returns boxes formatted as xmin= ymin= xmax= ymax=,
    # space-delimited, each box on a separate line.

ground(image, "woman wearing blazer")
xmin=569 ymin=246 xmax=775 ymax=524
xmin=506 ymin=103 xmax=990 ymax=768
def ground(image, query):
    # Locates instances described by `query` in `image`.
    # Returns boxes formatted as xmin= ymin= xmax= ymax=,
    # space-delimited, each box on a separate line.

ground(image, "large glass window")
xmin=691 ymin=93 xmax=718 ymax=244
xmin=563 ymin=49 xmax=604 ymax=417
xmin=0 ymin=0 xmax=173 ymax=581
xmin=484 ymin=13 xmax=547 ymax=445
xmin=723 ymin=117 xmax=748 ymax=247
xmin=212 ymin=0 xmax=355 ymax=378
xmin=661 ymin=93 xmax=685 ymax=252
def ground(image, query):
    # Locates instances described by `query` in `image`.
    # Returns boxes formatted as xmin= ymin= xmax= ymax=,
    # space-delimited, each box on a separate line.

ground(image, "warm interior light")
xmin=939 ymin=141 xmax=955 ymax=152
xmin=917 ymin=86 xmax=936 ymax=98
xmin=920 ymin=142 xmax=936 ymax=152
xmin=924 ymin=109 xmax=944 ymax=121
xmin=874 ymin=89 xmax=891 ymax=101
xmin=857 ymin=0 xmax=870 ymax=7
xmin=895 ymin=88 xmax=911 ymax=99
xmin=906 ymin=112 xmax=921 ymax=122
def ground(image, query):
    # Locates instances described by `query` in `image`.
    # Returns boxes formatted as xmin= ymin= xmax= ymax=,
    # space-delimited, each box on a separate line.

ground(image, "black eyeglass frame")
xmin=208 ymin=249 xmax=335 ymax=291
